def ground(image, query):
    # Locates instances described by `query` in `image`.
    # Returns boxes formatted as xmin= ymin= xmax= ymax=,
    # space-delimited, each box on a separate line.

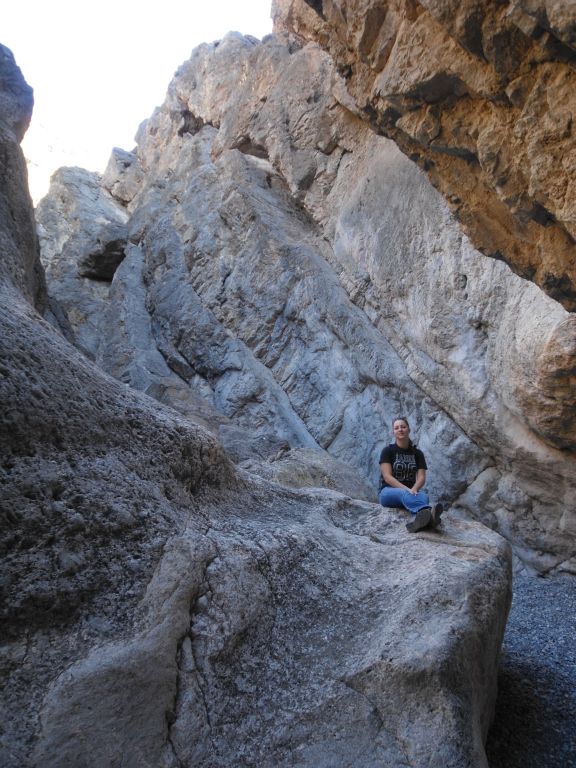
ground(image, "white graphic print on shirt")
xmin=392 ymin=452 xmax=417 ymax=484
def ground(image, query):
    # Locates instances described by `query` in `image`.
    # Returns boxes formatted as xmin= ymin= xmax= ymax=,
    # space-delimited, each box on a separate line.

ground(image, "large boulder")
xmin=30 ymin=497 xmax=511 ymax=768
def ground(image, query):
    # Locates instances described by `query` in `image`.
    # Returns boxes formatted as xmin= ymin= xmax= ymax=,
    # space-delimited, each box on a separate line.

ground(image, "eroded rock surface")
xmin=273 ymin=0 xmax=576 ymax=311
xmin=31 ymin=503 xmax=511 ymax=768
xmin=1 ymin=44 xmax=512 ymax=768
xmin=0 ymin=44 xmax=45 ymax=311
xmin=37 ymin=32 xmax=576 ymax=572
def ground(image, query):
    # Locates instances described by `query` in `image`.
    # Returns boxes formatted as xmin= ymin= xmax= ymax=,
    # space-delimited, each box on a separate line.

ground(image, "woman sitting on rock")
xmin=378 ymin=416 xmax=443 ymax=532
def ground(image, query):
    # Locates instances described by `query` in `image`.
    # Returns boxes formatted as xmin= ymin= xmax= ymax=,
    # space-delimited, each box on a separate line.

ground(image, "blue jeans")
xmin=378 ymin=487 xmax=430 ymax=516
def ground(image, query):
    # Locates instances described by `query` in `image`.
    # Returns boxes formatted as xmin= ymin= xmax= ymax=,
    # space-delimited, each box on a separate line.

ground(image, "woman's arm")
xmin=412 ymin=468 xmax=426 ymax=494
xmin=380 ymin=462 xmax=411 ymax=491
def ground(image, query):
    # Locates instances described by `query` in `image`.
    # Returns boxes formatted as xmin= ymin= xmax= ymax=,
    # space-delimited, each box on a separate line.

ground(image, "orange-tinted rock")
xmin=273 ymin=0 xmax=576 ymax=309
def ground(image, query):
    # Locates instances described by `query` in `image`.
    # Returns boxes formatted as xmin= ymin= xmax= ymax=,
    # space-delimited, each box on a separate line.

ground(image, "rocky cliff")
xmin=273 ymin=0 xmax=576 ymax=311
xmin=1 ymin=41 xmax=512 ymax=768
xmin=37 ymin=31 xmax=575 ymax=573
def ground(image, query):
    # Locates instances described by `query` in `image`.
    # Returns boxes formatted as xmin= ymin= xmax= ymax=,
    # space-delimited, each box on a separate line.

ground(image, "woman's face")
xmin=393 ymin=419 xmax=410 ymax=442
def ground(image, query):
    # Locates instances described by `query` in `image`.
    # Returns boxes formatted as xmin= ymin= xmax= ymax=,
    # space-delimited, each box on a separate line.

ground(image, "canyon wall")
xmin=1 ymin=41 xmax=511 ymax=768
xmin=37 ymin=31 xmax=576 ymax=573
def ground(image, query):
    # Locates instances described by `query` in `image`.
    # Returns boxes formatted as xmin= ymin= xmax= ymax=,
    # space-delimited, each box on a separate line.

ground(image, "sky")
xmin=3 ymin=1 xmax=273 ymax=202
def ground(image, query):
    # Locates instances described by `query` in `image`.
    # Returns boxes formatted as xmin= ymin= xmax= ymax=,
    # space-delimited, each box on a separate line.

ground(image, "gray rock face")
xmin=39 ymin=111 xmax=483 ymax=506
xmin=0 ymin=44 xmax=45 ymax=311
xmin=2 ymin=43 xmax=512 ymax=768
xmin=0 ymin=44 xmax=33 ymax=143
xmin=38 ymin=32 xmax=575 ymax=573
xmin=240 ymin=446 xmax=377 ymax=501
xmin=37 ymin=166 xmax=128 ymax=356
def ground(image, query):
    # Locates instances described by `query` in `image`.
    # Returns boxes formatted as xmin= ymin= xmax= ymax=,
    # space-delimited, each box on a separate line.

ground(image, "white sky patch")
xmin=3 ymin=0 xmax=273 ymax=202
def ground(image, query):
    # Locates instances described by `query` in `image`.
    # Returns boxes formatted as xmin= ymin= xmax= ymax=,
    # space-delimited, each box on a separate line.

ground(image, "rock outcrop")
xmin=272 ymin=0 xmax=576 ymax=311
xmin=37 ymin=32 xmax=576 ymax=573
xmin=1 ymin=43 xmax=511 ymax=768
xmin=0 ymin=45 xmax=45 ymax=311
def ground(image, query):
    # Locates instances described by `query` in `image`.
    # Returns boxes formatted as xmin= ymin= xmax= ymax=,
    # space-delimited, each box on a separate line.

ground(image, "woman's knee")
xmin=379 ymin=488 xmax=400 ymax=507
xmin=414 ymin=490 xmax=430 ymax=506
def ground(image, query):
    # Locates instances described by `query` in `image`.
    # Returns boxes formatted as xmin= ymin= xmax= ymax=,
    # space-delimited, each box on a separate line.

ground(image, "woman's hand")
xmin=411 ymin=468 xmax=426 ymax=495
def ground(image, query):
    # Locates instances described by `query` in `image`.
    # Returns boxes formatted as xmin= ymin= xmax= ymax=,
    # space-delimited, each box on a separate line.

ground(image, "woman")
xmin=378 ymin=416 xmax=443 ymax=532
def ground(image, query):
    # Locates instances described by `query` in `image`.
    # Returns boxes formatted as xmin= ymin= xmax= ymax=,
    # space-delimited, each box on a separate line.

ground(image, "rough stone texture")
xmin=1 ymin=45 xmax=512 ymax=767
xmin=30 ymin=506 xmax=511 ymax=768
xmin=36 ymin=166 xmax=128 ymax=356
xmin=38 ymin=32 xmax=576 ymax=573
xmin=102 ymin=147 xmax=145 ymax=205
xmin=240 ymin=446 xmax=378 ymax=500
xmin=272 ymin=0 xmax=576 ymax=312
xmin=0 ymin=44 xmax=45 ymax=312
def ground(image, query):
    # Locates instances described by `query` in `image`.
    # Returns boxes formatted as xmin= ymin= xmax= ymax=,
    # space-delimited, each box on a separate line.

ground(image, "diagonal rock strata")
xmin=37 ymin=31 xmax=576 ymax=571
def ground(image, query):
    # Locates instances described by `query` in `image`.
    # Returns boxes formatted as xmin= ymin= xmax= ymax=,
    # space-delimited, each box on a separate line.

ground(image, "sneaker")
xmin=406 ymin=507 xmax=432 ymax=533
xmin=430 ymin=503 xmax=444 ymax=528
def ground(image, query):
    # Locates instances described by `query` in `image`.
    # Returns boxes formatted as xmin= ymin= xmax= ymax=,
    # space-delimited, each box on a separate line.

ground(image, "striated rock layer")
xmin=1 ymin=44 xmax=511 ymax=768
xmin=273 ymin=0 xmax=576 ymax=311
xmin=38 ymin=32 xmax=576 ymax=572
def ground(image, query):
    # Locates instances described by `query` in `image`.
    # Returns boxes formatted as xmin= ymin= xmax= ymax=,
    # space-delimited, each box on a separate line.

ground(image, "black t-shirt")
xmin=379 ymin=443 xmax=427 ymax=490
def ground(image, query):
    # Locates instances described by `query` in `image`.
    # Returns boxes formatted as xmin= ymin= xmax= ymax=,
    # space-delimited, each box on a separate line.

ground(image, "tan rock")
xmin=273 ymin=0 xmax=576 ymax=310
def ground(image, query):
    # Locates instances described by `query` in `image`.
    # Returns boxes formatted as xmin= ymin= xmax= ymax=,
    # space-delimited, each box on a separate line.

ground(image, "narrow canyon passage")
xmin=3 ymin=1 xmax=576 ymax=763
